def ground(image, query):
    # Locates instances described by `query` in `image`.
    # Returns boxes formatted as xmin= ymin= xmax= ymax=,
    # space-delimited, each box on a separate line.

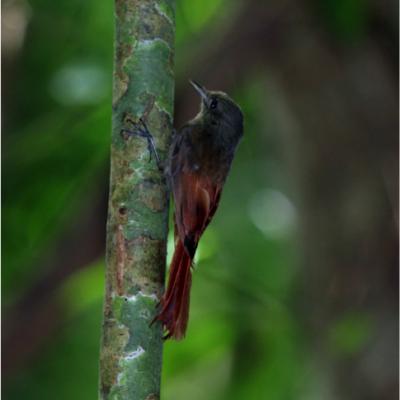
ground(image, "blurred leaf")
xmin=58 ymin=259 xmax=105 ymax=318
xmin=313 ymin=0 xmax=369 ymax=42
xmin=180 ymin=0 xmax=227 ymax=32
xmin=329 ymin=312 xmax=374 ymax=356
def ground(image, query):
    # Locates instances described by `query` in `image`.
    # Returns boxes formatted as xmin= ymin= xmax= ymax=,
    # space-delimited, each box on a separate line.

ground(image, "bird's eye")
xmin=210 ymin=99 xmax=218 ymax=109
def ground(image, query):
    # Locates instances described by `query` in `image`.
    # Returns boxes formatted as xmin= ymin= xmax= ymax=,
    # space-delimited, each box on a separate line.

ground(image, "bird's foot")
xmin=122 ymin=118 xmax=161 ymax=164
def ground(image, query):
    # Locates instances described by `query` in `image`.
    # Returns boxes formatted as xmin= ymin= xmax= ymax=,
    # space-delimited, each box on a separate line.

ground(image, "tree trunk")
xmin=99 ymin=1 xmax=176 ymax=399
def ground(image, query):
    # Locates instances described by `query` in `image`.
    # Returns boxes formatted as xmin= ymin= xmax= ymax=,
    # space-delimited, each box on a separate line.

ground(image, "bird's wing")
xmin=170 ymin=125 xmax=222 ymax=259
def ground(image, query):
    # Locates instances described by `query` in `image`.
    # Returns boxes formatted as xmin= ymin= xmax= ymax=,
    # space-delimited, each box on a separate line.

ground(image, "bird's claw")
xmin=121 ymin=118 xmax=161 ymax=164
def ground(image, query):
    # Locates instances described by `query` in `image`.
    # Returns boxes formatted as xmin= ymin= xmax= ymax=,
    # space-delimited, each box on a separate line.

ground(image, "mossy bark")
xmin=99 ymin=1 xmax=176 ymax=399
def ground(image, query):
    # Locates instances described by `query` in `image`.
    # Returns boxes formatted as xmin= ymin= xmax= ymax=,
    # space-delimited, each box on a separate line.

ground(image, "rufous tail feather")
xmin=152 ymin=239 xmax=192 ymax=340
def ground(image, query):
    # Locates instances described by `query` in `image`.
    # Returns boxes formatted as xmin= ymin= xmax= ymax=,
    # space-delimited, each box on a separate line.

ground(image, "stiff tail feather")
xmin=153 ymin=239 xmax=192 ymax=340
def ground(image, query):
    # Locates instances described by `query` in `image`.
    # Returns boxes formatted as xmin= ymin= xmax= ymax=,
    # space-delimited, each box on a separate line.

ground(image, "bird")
xmin=123 ymin=80 xmax=244 ymax=340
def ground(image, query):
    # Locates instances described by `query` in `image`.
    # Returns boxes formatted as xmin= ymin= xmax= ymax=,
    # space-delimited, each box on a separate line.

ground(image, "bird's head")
xmin=190 ymin=80 xmax=244 ymax=138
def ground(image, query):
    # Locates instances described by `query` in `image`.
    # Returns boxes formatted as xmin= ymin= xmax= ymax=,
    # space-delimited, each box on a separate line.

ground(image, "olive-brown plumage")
xmin=153 ymin=80 xmax=244 ymax=340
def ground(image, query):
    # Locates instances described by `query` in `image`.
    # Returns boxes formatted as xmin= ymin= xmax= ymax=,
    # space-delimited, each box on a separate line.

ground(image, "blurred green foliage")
xmin=3 ymin=106 xmax=110 ymax=305
xmin=3 ymin=0 xmax=375 ymax=398
xmin=329 ymin=312 xmax=373 ymax=357
xmin=313 ymin=0 xmax=369 ymax=41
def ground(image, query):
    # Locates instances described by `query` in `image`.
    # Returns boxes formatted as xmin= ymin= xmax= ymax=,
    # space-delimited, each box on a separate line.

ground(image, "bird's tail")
xmin=153 ymin=238 xmax=192 ymax=340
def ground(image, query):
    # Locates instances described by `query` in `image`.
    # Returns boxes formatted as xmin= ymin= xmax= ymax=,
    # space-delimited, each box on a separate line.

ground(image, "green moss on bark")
xmin=99 ymin=1 xmax=176 ymax=399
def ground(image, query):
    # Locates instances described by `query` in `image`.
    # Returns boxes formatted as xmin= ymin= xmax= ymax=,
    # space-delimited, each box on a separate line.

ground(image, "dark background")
xmin=2 ymin=0 xmax=398 ymax=399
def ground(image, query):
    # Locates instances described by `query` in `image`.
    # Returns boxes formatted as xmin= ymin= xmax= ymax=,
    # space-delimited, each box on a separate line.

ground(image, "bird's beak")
xmin=189 ymin=80 xmax=208 ymax=105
